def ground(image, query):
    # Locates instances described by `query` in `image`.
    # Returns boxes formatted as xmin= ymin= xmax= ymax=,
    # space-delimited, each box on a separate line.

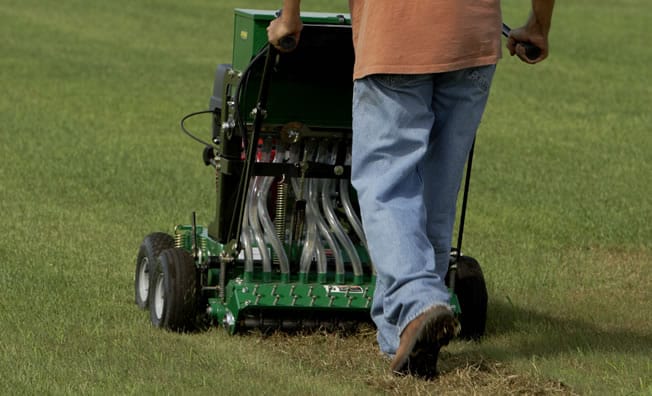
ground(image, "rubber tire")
xmin=134 ymin=232 xmax=175 ymax=309
xmin=149 ymin=248 xmax=198 ymax=332
xmin=448 ymin=255 xmax=488 ymax=340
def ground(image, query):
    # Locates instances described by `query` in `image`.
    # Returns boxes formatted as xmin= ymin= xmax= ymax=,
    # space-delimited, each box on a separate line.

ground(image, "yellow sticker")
xmin=240 ymin=30 xmax=248 ymax=40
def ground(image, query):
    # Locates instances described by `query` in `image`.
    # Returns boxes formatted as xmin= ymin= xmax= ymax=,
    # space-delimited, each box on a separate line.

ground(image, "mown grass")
xmin=1 ymin=0 xmax=650 ymax=394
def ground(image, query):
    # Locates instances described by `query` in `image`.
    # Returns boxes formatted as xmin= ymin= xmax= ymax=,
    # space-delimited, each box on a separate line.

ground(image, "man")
xmin=268 ymin=0 xmax=555 ymax=377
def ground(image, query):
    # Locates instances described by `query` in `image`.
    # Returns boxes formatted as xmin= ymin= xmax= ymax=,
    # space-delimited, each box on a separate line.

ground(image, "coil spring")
xmin=273 ymin=178 xmax=288 ymax=266
xmin=275 ymin=178 xmax=288 ymax=240
xmin=174 ymin=231 xmax=183 ymax=248
xmin=201 ymin=234 xmax=208 ymax=255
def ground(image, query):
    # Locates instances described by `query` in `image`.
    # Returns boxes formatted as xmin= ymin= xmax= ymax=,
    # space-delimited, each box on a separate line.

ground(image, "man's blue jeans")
xmin=351 ymin=65 xmax=496 ymax=355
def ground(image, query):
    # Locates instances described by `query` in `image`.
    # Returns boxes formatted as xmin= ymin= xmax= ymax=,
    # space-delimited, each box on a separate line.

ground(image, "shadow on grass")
xmin=483 ymin=298 xmax=652 ymax=359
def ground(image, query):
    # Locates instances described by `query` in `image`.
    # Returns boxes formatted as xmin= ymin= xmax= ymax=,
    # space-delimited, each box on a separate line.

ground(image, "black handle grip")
xmin=279 ymin=35 xmax=297 ymax=51
xmin=273 ymin=9 xmax=298 ymax=51
xmin=520 ymin=42 xmax=542 ymax=60
xmin=502 ymin=23 xmax=542 ymax=61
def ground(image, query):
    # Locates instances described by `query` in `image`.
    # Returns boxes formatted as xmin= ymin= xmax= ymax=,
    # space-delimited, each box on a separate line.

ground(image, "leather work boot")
xmin=389 ymin=305 xmax=460 ymax=378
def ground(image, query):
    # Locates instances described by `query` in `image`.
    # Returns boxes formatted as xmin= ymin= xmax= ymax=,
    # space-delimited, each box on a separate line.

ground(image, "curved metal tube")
xmin=257 ymin=146 xmax=290 ymax=276
xmin=293 ymin=178 xmax=326 ymax=275
xmin=340 ymin=179 xmax=374 ymax=275
xmin=240 ymin=201 xmax=254 ymax=274
xmin=321 ymin=178 xmax=363 ymax=278
xmin=293 ymin=141 xmax=323 ymax=276
xmin=339 ymin=178 xmax=367 ymax=249
xmin=340 ymin=144 xmax=366 ymax=248
xmin=302 ymin=171 xmax=343 ymax=277
xmin=246 ymin=140 xmax=273 ymax=275
xmin=307 ymin=178 xmax=330 ymax=276
xmin=313 ymin=141 xmax=343 ymax=277
xmin=248 ymin=177 xmax=271 ymax=274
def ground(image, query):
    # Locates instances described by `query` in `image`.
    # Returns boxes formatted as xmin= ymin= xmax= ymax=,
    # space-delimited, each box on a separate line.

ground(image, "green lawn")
xmin=1 ymin=0 xmax=650 ymax=394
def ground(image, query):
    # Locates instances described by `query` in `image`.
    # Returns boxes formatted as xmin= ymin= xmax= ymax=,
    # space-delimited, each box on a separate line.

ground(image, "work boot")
xmin=389 ymin=305 xmax=460 ymax=378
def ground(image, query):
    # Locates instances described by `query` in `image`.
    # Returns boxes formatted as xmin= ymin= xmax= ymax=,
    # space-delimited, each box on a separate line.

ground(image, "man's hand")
xmin=508 ymin=0 xmax=555 ymax=64
xmin=507 ymin=25 xmax=549 ymax=64
xmin=267 ymin=3 xmax=303 ymax=52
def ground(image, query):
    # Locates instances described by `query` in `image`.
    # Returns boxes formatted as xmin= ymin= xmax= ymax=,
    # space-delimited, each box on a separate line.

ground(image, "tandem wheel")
xmin=148 ymin=247 xmax=200 ymax=332
xmin=134 ymin=232 xmax=175 ymax=309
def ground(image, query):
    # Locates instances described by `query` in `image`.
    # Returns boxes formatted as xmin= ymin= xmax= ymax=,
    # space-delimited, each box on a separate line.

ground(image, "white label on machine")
xmin=237 ymin=247 xmax=263 ymax=261
xmin=323 ymin=285 xmax=365 ymax=294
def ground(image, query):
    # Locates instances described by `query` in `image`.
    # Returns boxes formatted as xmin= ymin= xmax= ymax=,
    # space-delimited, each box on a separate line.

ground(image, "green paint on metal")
xmin=181 ymin=224 xmax=461 ymax=334
xmin=232 ymin=9 xmax=351 ymax=71
xmin=207 ymin=277 xmax=376 ymax=334
xmin=207 ymin=268 xmax=220 ymax=287
xmin=174 ymin=224 xmax=225 ymax=265
xmin=244 ymin=271 xmax=253 ymax=282
xmin=231 ymin=9 xmax=354 ymax=129
xmin=262 ymin=272 xmax=272 ymax=283
xmin=449 ymin=291 xmax=462 ymax=315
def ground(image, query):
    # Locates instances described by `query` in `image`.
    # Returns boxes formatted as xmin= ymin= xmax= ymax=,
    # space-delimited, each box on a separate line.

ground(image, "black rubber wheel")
xmin=149 ymin=248 xmax=198 ymax=332
xmin=447 ymin=255 xmax=488 ymax=340
xmin=134 ymin=232 xmax=175 ymax=309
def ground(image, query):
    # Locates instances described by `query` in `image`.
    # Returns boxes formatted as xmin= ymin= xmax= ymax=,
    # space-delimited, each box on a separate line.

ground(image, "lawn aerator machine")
xmin=134 ymin=9 xmax=488 ymax=339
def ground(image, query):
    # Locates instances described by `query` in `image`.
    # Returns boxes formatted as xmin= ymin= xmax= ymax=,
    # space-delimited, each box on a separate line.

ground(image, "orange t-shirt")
xmin=349 ymin=0 xmax=502 ymax=79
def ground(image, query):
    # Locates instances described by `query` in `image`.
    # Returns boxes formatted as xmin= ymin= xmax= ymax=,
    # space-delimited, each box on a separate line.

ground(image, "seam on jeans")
xmin=373 ymin=73 xmax=431 ymax=89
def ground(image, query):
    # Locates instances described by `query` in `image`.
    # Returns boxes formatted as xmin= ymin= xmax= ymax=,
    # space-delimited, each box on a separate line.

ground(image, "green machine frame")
xmin=135 ymin=9 xmax=486 ymax=339
xmin=178 ymin=9 xmax=374 ymax=333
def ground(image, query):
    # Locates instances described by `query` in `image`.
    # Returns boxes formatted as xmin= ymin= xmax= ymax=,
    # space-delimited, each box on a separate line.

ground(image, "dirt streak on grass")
xmin=257 ymin=326 xmax=578 ymax=395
